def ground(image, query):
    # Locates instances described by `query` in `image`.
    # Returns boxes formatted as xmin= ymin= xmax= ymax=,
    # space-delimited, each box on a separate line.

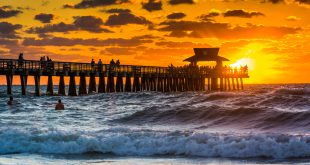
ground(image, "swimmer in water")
xmin=55 ymin=99 xmax=65 ymax=110
xmin=7 ymin=96 xmax=13 ymax=105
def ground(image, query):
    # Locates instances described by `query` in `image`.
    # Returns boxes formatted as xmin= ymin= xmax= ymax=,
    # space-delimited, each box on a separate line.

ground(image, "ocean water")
xmin=0 ymin=84 xmax=310 ymax=165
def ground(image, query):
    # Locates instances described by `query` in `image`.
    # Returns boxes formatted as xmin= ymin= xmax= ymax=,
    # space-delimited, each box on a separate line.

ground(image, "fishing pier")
xmin=0 ymin=48 xmax=249 ymax=96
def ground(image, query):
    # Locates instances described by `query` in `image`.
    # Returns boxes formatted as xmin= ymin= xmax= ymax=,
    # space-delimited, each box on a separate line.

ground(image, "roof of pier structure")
xmin=183 ymin=48 xmax=229 ymax=62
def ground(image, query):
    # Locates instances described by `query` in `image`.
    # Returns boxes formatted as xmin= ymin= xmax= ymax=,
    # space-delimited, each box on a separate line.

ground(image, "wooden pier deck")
xmin=0 ymin=58 xmax=248 ymax=96
xmin=0 ymin=48 xmax=249 ymax=96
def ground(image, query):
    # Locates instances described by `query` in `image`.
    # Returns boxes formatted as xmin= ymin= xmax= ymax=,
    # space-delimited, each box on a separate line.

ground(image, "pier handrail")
xmin=0 ymin=59 xmax=248 ymax=77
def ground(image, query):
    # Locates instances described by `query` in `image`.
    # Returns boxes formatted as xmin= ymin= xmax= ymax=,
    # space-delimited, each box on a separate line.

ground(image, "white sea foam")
xmin=1 ymin=128 xmax=310 ymax=158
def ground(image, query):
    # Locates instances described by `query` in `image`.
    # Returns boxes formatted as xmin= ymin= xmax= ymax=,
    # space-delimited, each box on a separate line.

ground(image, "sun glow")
xmin=230 ymin=58 xmax=255 ymax=71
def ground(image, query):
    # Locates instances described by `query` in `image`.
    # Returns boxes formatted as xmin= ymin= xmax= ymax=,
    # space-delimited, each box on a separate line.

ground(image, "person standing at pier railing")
xmin=91 ymin=59 xmax=95 ymax=71
xmin=18 ymin=53 xmax=24 ymax=68
xmin=98 ymin=59 xmax=103 ymax=72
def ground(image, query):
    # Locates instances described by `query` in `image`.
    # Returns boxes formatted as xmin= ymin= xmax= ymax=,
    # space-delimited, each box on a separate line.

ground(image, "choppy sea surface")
xmin=0 ymin=84 xmax=310 ymax=165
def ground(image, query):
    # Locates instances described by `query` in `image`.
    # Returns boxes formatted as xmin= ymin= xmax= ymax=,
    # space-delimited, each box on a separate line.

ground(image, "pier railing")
xmin=0 ymin=59 xmax=248 ymax=77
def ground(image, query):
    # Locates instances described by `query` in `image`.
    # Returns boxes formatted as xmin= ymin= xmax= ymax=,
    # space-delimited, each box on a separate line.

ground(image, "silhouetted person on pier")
xmin=55 ymin=99 xmax=64 ymax=110
xmin=116 ymin=59 xmax=120 ymax=68
xmin=98 ymin=59 xmax=103 ymax=72
xmin=110 ymin=59 xmax=115 ymax=70
xmin=18 ymin=53 xmax=24 ymax=68
xmin=7 ymin=96 xmax=14 ymax=105
xmin=91 ymin=59 xmax=95 ymax=71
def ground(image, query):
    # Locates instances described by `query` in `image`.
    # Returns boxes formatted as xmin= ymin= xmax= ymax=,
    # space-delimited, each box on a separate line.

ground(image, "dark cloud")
xmin=0 ymin=22 xmax=22 ymax=39
xmin=168 ymin=0 xmax=194 ymax=5
xmin=223 ymin=9 xmax=264 ymax=18
xmin=73 ymin=16 xmax=112 ymax=33
xmin=0 ymin=6 xmax=23 ymax=18
xmin=22 ymin=35 xmax=154 ymax=47
xmin=101 ymin=8 xmax=131 ymax=13
xmin=105 ymin=47 xmax=136 ymax=55
xmin=155 ymin=41 xmax=211 ymax=47
xmin=64 ymin=0 xmax=130 ymax=9
xmin=260 ymin=0 xmax=285 ymax=4
xmin=142 ymin=0 xmax=162 ymax=12
xmin=295 ymin=0 xmax=310 ymax=4
xmin=0 ymin=38 xmax=19 ymax=46
xmin=158 ymin=20 xmax=300 ymax=39
xmin=167 ymin=12 xmax=186 ymax=19
xmin=197 ymin=10 xmax=221 ymax=21
xmin=34 ymin=13 xmax=54 ymax=23
xmin=27 ymin=16 xmax=113 ymax=34
xmin=105 ymin=13 xmax=152 ymax=26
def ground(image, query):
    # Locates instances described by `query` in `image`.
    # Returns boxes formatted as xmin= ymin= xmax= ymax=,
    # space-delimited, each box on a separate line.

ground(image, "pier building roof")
xmin=183 ymin=48 xmax=229 ymax=62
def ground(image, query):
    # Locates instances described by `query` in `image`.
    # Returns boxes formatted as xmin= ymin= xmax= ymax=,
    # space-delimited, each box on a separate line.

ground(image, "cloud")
xmin=105 ymin=13 xmax=152 ymax=26
xmin=101 ymin=8 xmax=131 ymax=13
xmin=158 ymin=20 xmax=300 ymax=39
xmin=0 ymin=6 xmax=23 ymax=19
xmin=34 ymin=13 xmax=54 ymax=23
xmin=286 ymin=16 xmax=301 ymax=21
xmin=27 ymin=16 xmax=113 ymax=34
xmin=168 ymin=0 xmax=194 ymax=5
xmin=295 ymin=0 xmax=310 ymax=5
xmin=223 ymin=9 xmax=265 ymax=18
xmin=0 ymin=22 xmax=22 ymax=39
xmin=22 ymin=35 xmax=154 ymax=47
xmin=167 ymin=12 xmax=186 ymax=19
xmin=197 ymin=9 xmax=221 ymax=21
xmin=104 ymin=47 xmax=137 ymax=55
xmin=0 ymin=38 xmax=19 ymax=46
xmin=142 ymin=0 xmax=162 ymax=12
xmin=73 ymin=16 xmax=112 ymax=33
xmin=155 ymin=41 xmax=211 ymax=47
xmin=64 ymin=0 xmax=130 ymax=9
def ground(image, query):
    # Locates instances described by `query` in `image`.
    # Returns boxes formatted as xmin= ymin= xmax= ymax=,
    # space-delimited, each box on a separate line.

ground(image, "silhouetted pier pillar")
xmin=133 ymin=76 xmax=140 ymax=92
xmin=116 ymin=76 xmax=123 ymax=92
xmin=68 ymin=74 xmax=77 ymax=96
xmin=125 ymin=76 xmax=131 ymax=92
xmin=34 ymin=75 xmax=40 ymax=96
xmin=240 ymin=78 xmax=244 ymax=90
xmin=20 ymin=75 xmax=27 ymax=95
xmin=58 ymin=75 xmax=66 ymax=95
xmin=98 ymin=74 xmax=105 ymax=93
xmin=227 ymin=78 xmax=231 ymax=91
xmin=220 ymin=78 xmax=224 ymax=91
xmin=47 ymin=75 xmax=53 ymax=95
xmin=88 ymin=73 xmax=97 ymax=93
xmin=79 ymin=75 xmax=87 ymax=95
xmin=236 ymin=77 xmax=240 ymax=90
xmin=107 ymin=74 xmax=115 ymax=93
xmin=232 ymin=78 xmax=236 ymax=90
xmin=6 ymin=74 xmax=13 ymax=95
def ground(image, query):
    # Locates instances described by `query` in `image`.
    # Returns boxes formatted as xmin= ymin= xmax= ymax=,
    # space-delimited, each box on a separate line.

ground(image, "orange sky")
xmin=0 ymin=0 xmax=309 ymax=84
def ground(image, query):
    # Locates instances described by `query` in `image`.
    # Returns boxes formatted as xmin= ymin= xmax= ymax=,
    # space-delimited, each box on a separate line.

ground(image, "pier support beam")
xmin=88 ymin=73 xmax=97 ymax=93
xmin=133 ymin=76 xmax=140 ymax=92
xmin=34 ymin=75 xmax=40 ymax=96
xmin=107 ymin=75 xmax=115 ymax=93
xmin=58 ymin=75 xmax=66 ymax=95
xmin=220 ymin=78 xmax=224 ymax=91
xmin=232 ymin=78 xmax=236 ymax=90
xmin=227 ymin=78 xmax=231 ymax=91
xmin=6 ymin=74 xmax=13 ymax=95
xmin=236 ymin=77 xmax=240 ymax=90
xmin=68 ymin=74 xmax=77 ymax=96
xmin=79 ymin=75 xmax=87 ymax=95
xmin=47 ymin=75 xmax=53 ymax=95
xmin=240 ymin=78 xmax=244 ymax=90
xmin=116 ymin=76 xmax=123 ymax=92
xmin=125 ymin=76 xmax=131 ymax=92
xmin=98 ymin=74 xmax=106 ymax=93
xmin=20 ymin=75 xmax=27 ymax=95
